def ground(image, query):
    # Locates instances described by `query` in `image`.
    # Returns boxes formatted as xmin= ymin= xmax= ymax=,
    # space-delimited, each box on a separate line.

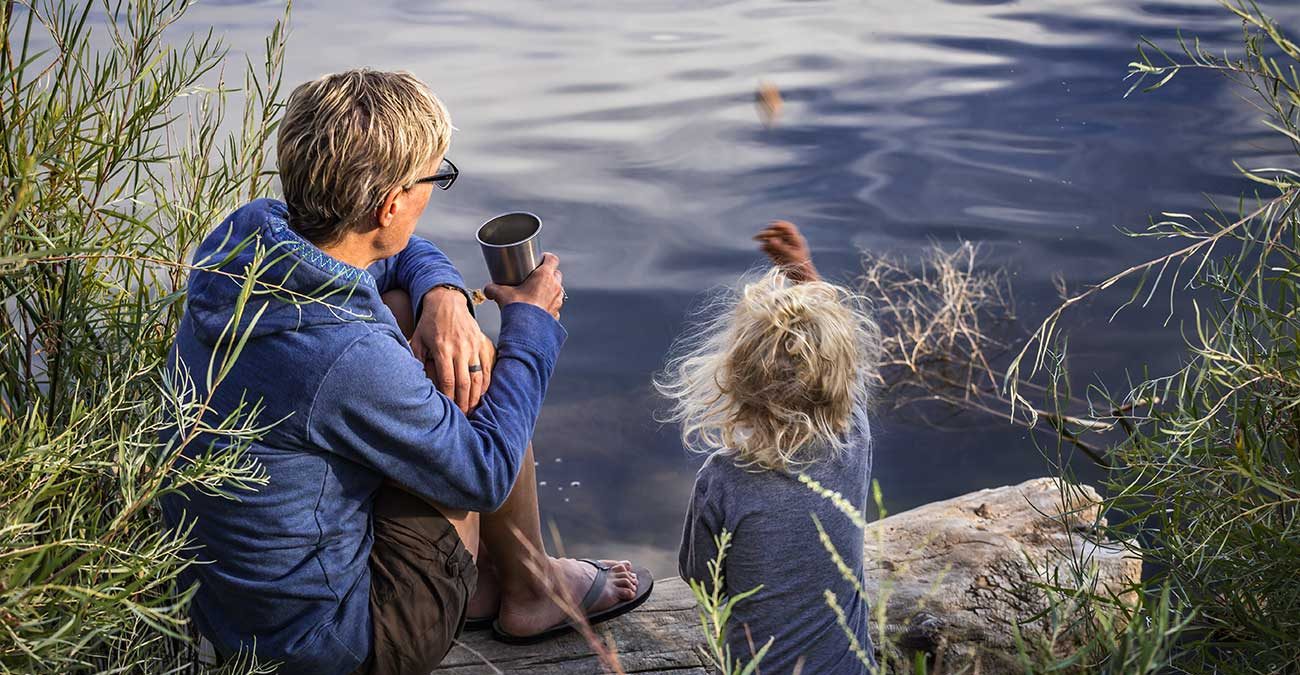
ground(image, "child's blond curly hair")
xmin=656 ymin=268 xmax=880 ymax=472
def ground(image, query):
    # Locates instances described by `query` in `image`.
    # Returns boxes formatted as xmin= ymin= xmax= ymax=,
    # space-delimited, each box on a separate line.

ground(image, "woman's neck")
xmin=318 ymin=232 xmax=382 ymax=270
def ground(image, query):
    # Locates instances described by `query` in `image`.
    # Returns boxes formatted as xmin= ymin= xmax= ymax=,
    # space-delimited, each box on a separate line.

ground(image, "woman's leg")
xmin=477 ymin=441 xmax=638 ymax=636
xmin=364 ymin=488 xmax=477 ymax=675
xmin=381 ymin=289 xmax=639 ymax=636
xmin=466 ymin=544 xmax=501 ymax=620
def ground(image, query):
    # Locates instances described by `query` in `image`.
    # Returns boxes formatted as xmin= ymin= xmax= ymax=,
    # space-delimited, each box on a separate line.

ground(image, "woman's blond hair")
xmin=277 ymin=69 xmax=452 ymax=244
xmin=656 ymin=268 xmax=880 ymax=473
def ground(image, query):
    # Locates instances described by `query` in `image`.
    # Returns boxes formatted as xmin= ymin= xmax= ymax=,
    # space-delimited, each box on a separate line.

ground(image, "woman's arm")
xmin=370 ymin=236 xmax=498 ymax=414
xmin=367 ymin=234 xmax=470 ymax=316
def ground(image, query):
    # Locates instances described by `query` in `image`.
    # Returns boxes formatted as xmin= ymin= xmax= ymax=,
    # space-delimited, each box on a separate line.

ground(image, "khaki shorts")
xmin=354 ymin=487 xmax=478 ymax=675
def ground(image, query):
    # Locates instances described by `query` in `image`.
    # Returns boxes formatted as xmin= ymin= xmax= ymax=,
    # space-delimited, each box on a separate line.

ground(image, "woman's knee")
xmin=381 ymin=288 xmax=415 ymax=338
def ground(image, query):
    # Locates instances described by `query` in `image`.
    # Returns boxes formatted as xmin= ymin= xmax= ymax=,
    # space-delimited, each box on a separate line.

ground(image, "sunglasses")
xmin=409 ymin=157 xmax=458 ymax=190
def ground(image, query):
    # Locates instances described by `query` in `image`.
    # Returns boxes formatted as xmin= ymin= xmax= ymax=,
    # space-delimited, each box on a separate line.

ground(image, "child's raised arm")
xmin=754 ymin=220 xmax=820 ymax=283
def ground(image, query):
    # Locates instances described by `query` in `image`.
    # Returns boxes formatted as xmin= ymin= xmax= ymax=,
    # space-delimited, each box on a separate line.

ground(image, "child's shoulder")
xmin=691 ymin=452 xmax=791 ymax=522
xmin=697 ymin=450 xmax=743 ymax=480
xmin=695 ymin=451 xmax=757 ymax=487
xmin=697 ymin=451 xmax=802 ymax=491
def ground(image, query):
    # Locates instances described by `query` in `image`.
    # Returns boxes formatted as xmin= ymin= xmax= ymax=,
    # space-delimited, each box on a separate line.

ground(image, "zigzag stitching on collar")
xmin=262 ymin=210 xmax=376 ymax=289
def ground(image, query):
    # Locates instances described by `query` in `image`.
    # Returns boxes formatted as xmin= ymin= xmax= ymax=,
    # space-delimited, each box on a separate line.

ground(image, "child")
xmin=659 ymin=221 xmax=880 ymax=674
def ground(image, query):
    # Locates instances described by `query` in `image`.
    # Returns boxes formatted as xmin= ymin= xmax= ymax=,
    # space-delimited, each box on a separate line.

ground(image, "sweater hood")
xmin=185 ymin=198 xmax=387 ymax=346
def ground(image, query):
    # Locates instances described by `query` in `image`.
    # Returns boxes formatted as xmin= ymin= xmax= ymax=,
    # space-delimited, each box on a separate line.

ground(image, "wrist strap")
xmin=431 ymin=283 xmax=476 ymax=318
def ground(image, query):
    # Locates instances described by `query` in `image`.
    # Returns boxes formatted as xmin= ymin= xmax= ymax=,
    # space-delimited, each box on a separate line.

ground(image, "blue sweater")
xmin=159 ymin=199 xmax=565 ymax=674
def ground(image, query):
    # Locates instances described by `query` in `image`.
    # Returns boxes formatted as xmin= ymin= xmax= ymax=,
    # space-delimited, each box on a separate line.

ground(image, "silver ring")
xmin=468 ymin=364 xmax=482 ymax=373
xmin=563 ymin=292 xmax=569 ymax=301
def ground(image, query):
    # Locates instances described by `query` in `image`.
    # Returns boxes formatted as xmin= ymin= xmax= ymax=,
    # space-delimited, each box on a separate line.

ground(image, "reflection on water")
xmin=178 ymin=0 xmax=1298 ymax=574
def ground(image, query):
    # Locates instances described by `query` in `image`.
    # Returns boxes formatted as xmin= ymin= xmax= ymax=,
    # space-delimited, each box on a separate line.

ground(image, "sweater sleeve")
xmin=367 ymin=235 xmax=473 ymax=319
xmin=679 ymin=468 xmax=724 ymax=591
xmin=308 ymin=303 xmax=565 ymax=511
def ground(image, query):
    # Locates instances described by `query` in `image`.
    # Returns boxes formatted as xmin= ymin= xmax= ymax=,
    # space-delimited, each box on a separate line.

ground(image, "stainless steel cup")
xmin=477 ymin=211 xmax=542 ymax=286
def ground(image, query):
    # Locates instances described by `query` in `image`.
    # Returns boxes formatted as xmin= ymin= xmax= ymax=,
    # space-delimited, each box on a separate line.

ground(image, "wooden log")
xmin=863 ymin=477 xmax=1140 ymax=673
xmin=435 ymin=478 xmax=1140 ymax=674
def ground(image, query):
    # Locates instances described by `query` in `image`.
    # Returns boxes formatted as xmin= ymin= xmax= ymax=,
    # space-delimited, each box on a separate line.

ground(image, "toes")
xmin=615 ymin=571 xmax=638 ymax=593
xmin=594 ymin=559 xmax=640 ymax=601
xmin=612 ymin=580 xmax=636 ymax=600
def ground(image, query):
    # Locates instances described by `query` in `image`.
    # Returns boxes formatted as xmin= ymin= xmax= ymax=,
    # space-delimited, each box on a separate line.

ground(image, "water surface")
xmin=179 ymin=0 xmax=1300 ymax=574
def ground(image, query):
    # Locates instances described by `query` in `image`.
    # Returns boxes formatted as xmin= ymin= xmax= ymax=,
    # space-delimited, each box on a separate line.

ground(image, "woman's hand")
xmin=755 ymin=220 xmax=820 ymax=282
xmin=484 ymin=253 xmax=565 ymax=319
xmin=410 ymin=287 xmax=495 ymax=414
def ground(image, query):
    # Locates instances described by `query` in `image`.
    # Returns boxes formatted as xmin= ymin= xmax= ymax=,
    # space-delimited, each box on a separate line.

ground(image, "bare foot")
xmin=496 ymin=558 xmax=638 ymax=637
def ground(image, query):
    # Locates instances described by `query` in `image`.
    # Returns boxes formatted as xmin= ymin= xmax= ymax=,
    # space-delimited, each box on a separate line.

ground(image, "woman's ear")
xmin=374 ymin=186 xmax=405 ymax=230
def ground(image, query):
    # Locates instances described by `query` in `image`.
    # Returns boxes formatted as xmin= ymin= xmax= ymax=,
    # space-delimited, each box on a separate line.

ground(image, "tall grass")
xmin=686 ymin=530 xmax=772 ymax=675
xmin=1001 ymin=1 xmax=1300 ymax=671
xmin=0 ymin=1 xmax=287 ymax=671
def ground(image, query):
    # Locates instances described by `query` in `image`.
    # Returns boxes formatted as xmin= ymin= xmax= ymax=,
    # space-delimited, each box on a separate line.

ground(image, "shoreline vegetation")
xmin=2 ymin=0 xmax=1297 ymax=673
xmin=1 ymin=0 xmax=287 ymax=672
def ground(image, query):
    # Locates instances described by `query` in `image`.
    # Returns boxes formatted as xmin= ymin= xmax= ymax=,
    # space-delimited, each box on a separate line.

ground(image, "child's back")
xmin=680 ymin=411 xmax=873 ymax=674
xmin=660 ymin=221 xmax=881 ymax=674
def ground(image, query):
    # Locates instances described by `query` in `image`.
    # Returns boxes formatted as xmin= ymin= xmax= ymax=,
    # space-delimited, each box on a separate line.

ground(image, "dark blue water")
xmin=180 ymin=0 xmax=1299 ymax=574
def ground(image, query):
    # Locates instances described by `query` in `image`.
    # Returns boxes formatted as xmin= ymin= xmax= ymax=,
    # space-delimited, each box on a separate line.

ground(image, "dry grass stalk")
xmin=449 ymin=638 xmax=506 ymax=674
xmin=861 ymin=242 xmax=1008 ymax=398
xmin=859 ymin=243 xmax=1119 ymax=465
xmin=507 ymin=526 xmax=626 ymax=674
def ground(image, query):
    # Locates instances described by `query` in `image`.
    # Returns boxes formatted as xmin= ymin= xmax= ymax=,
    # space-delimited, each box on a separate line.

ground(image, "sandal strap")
xmin=577 ymin=559 xmax=610 ymax=612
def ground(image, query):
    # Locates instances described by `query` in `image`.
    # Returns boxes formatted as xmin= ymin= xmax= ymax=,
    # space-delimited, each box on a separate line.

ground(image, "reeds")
xmin=685 ymin=530 xmax=771 ymax=675
xmin=0 ymin=1 xmax=288 ymax=671
xmin=1000 ymin=1 xmax=1300 ymax=670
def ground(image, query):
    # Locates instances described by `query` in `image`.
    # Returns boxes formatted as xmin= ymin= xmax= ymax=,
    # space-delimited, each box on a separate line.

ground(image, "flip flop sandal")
xmin=490 ymin=559 xmax=655 ymax=645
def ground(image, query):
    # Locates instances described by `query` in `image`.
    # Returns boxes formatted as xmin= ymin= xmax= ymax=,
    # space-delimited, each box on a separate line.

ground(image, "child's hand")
xmin=755 ymin=220 xmax=820 ymax=283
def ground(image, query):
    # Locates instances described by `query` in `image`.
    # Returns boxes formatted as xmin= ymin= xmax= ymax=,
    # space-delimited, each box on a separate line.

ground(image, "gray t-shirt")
xmin=678 ymin=412 xmax=875 ymax=675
